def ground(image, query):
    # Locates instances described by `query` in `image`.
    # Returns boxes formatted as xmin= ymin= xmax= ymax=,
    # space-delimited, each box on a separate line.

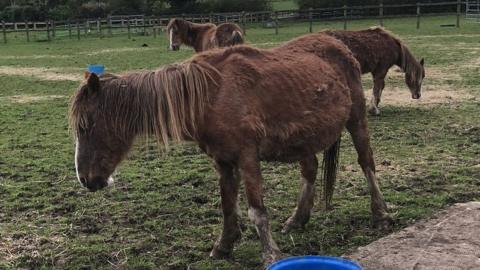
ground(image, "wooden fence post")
xmin=68 ymin=20 xmax=72 ymax=39
xmin=153 ymin=18 xmax=157 ymax=38
xmin=456 ymin=0 xmax=461 ymax=28
xmin=275 ymin=11 xmax=279 ymax=35
xmin=343 ymin=5 xmax=348 ymax=30
xmin=379 ymin=1 xmax=384 ymax=27
xmin=143 ymin=17 xmax=147 ymax=35
xmin=97 ymin=18 xmax=101 ymax=34
xmin=209 ymin=12 xmax=213 ymax=23
xmin=416 ymin=2 xmax=421 ymax=29
xmin=2 ymin=21 xmax=5 ymax=43
xmin=84 ymin=20 xmax=88 ymax=36
xmin=309 ymin=7 xmax=313 ymax=33
xmin=242 ymin=11 xmax=246 ymax=35
xmin=127 ymin=18 xmax=131 ymax=39
xmin=107 ymin=16 xmax=112 ymax=36
xmin=76 ymin=20 xmax=80 ymax=40
xmin=46 ymin=21 xmax=51 ymax=41
xmin=25 ymin=21 xmax=30 ymax=42
xmin=52 ymin=20 xmax=56 ymax=37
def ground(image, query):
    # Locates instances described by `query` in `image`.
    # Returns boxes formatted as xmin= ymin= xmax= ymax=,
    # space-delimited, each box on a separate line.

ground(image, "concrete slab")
xmin=346 ymin=202 xmax=480 ymax=270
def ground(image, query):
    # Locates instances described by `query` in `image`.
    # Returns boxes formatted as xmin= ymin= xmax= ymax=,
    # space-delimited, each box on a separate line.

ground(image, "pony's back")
xmin=322 ymin=28 xmax=402 ymax=74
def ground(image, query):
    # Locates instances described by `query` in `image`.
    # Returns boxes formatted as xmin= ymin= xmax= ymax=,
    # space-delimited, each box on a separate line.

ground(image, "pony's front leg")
xmin=239 ymin=149 xmax=282 ymax=268
xmin=369 ymin=72 xmax=387 ymax=116
xmin=210 ymin=160 xmax=242 ymax=259
xmin=282 ymin=155 xmax=318 ymax=233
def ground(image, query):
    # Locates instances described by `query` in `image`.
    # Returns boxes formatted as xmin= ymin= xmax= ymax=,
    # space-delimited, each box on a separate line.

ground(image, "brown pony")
xmin=69 ymin=33 xmax=391 ymax=268
xmin=167 ymin=18 xmax=244 ymax=52
xmin=323 ymin=27 xmax=425 ymax=115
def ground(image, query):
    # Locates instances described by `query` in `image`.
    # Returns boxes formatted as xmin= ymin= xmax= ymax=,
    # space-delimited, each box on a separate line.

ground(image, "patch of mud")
xmin=0 ymin=66 xmax=80 ymax=81
xmin=1 ymin=95 xmax=66 ymax=104
xmin=346 ymin=202 xmax=480 ymax=270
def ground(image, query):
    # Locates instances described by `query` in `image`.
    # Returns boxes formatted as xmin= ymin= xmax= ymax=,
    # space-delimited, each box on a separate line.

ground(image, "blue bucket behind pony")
xmin=267 ymin=256 xmax=362 ymax=270
xmin=87 ymin=64 xmax=105 ymax=75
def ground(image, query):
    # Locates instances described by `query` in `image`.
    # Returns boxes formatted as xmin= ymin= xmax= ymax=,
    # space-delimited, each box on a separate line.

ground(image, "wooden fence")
xmin=1 ymin=1 xmax=466 ymax=43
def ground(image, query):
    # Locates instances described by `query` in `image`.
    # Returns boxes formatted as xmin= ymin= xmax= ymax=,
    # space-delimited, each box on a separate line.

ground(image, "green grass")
xmin=1 ymin=15 xmax=479 ymax=269
xmin=271 ymin=0 xmax=298 ymax=11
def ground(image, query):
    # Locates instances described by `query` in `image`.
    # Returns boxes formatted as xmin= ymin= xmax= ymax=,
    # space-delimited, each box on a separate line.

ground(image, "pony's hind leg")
xmin=346 ymin=116 xmax=393 ymax=229
xmin=369 ymin=71 xmax=387 ymax=116
xmin=282 ymin=155 xmax=318 ymax=234
xmin=210 ymin=160 xmax=242 ymax=259
xmin=239 ymin=148 xmax=282 ymax=267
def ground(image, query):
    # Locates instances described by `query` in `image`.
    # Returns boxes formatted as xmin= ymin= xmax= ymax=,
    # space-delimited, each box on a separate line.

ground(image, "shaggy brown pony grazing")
xmin=323 ymin=27 xmax=425 ymax=115
xmin=167 ymin=18 xmax=244 ymax=52
xmin=70 ymin=33 xmax=391 ymax=268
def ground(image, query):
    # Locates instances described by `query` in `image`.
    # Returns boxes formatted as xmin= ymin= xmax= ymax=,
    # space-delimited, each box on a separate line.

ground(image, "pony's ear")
xmin=87 ymin=73 xmax=100 ymax=94
xmin=420 ymin=58 xmax=424 ymax=66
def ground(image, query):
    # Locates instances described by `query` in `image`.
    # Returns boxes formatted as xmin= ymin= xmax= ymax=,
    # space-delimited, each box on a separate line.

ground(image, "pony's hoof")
xmin=373 ymin=214 xmax=394 ymax=230
xmin=209 ymin=246 xmax=232 ymax=259
xmin=281 ymin=217 xmax=305 ymax=234
xmin=261 ymin=250 xmax=283 ymax=269
xmin=368 ymin=107 xmax=381 ymax=116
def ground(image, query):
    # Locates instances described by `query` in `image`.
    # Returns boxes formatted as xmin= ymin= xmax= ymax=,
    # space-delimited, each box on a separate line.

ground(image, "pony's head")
xmin=69 ymin=64 xmax=217 ymax=191
xmin=405 ymin=58 xmax=425 ymax=100
xmin=167 ymin=18 xmax=187 ymax=51
xmin=69 ymin=73 xmax=134 ymax=192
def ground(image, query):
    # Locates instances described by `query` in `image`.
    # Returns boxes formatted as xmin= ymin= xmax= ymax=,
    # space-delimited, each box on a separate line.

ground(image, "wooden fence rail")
xmin=0 ymin=1 xmax=467 ymax=44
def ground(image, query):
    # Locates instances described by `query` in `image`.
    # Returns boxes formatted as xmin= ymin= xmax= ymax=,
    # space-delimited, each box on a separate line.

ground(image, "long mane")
xmin=69 ymin=61 xmax=219 ymax=147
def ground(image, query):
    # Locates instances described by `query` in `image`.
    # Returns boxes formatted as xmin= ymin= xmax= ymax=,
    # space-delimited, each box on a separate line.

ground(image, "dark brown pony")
xmin=167 ymin=18 xmax=244 ymax=52
xmin=323 ymin=27 xmax=425 ymax=115
xmin=70 ymin=33 xmax=391 ymax=268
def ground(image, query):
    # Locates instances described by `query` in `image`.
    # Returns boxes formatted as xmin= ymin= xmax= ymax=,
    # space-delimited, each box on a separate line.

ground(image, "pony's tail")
xmin=322 ymin=138 xmax=341 ymax=210
xmin=230 ymin=30 xmax=244 ymax=46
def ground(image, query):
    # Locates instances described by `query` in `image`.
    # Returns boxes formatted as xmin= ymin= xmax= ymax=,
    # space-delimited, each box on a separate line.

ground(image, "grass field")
xmin=0 ymin=15 xmax=479 ymax=269
xmin=271 ymin=0 xmax=298 ymax=10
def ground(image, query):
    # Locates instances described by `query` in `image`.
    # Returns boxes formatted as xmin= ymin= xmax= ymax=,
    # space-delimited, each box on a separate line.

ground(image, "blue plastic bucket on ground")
xmin=267 ymin=256 xmax=363 ymax=270
xmin=87 ymin=64 xmax=105 ymax=75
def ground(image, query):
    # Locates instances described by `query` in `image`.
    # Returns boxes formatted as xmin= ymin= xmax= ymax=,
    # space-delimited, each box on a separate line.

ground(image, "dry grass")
xmin=0 ymin=67 xmax=80 ymax=81
xmin=0 ymin=95 xmax=67 ymax=104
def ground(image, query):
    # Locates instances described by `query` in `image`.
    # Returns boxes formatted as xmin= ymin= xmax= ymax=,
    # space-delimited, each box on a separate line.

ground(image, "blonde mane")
xmin=69 ymin=61 xmax=218 ymax=147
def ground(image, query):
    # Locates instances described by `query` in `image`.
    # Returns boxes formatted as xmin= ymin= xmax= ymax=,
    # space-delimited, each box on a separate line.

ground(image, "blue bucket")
xmin=87 ymin=64 xmax=105 ymax=75
xmin=267 ymin=256 xmax=363 ymax=270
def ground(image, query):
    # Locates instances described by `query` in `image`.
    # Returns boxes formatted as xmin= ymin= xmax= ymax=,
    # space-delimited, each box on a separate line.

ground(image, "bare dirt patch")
xmin=364 ymin=65 xmax=474 ymax=107
xmin=346 ymin=202 xmax=480 ymax=270
xmin=0 ymin=66 xmax=80 ymax=81
xmin=385 ymin=66 xmax=461 ymax=81
xmin=372 ymin=85 xmax=475 ymax=107
xmin=1 ymin=95 xmax=67 ymax=104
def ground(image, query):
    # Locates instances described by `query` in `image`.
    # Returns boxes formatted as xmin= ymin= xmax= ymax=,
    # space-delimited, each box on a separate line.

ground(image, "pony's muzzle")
xmin=412 ymin=93 xmax=421 ymax=99
xmin=79 ymin=175 xmax=111 ymax=192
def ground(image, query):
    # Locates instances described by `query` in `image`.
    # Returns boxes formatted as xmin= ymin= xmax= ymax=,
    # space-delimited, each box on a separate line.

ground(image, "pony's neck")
xmin=181 ymin=21 xmax=214 ymax=51
xmin=106 ymin=63 xmax=216 ymax=147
